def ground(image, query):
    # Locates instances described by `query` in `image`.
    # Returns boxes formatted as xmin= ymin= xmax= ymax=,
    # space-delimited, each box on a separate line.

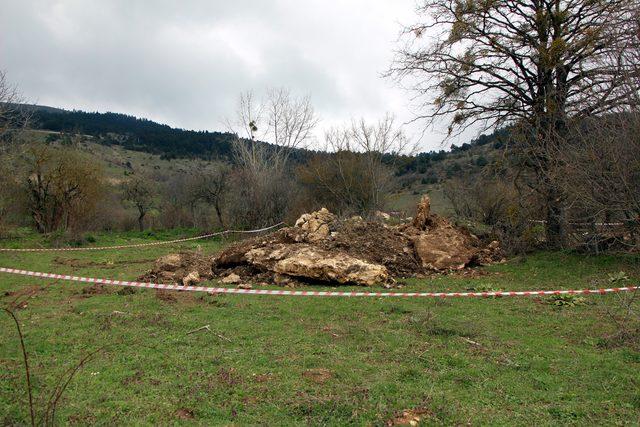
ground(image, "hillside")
xmin=27 ymin=105 xmax=238 ymax=160
xmin=27 ymin=104 xmax=505 ymax=165
xmin=22 ymin=104 xmax=509 ymax=215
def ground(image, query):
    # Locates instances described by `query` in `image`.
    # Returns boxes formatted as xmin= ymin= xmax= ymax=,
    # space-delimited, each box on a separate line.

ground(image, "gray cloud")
xmin=0 ymin=0 xmax=471 ymax=151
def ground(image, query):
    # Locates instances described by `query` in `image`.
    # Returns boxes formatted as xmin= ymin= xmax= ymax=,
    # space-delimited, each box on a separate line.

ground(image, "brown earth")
xmin=138 ymin=251 xmax=215 ymax=285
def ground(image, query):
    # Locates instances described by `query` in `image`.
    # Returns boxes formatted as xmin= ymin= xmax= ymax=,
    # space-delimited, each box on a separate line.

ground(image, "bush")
xmin=443 ymin=175 xmax=545 ymax=254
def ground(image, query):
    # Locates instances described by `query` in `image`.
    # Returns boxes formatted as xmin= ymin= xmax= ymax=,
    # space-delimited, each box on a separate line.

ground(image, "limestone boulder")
xmin=182 ymin=271 xmax=200 ymax=286
xmin=155 ymin=254 xmax=183 ymax=272
xmin=375 ymin=211 xmax=391 ymax=221
xmin=412 ymin=195 xmax=432 ymax=230
xmin=412 ymin=226 xmax=478 ymax=270
xmin=245 ymin=244 xmax=389 ymax=286
xmin=221 ymin=273 xmax=242 ymax=284
xmin=139 ymin=252 xmax=214 ymax=285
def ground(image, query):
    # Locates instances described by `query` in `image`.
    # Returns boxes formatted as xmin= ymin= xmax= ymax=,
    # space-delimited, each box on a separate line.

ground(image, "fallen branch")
xmin=215 ymin=333 xmax=232 ymax=342
xmin=186 ymin=325 xmax=211 ymax=335
xmin=461 ymin=337 xmax=482 ymax=347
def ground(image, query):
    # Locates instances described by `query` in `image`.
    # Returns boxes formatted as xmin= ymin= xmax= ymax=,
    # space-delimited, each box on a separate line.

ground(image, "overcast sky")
xmin=0 ymin=0 xmax=471 ymax=151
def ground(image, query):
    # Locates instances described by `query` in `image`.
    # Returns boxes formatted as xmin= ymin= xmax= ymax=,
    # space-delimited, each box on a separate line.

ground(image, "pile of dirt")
xmin=141 ymin=195 xmax=501 ymax=287
xmin=209 ymin=195 xmax=501 ymax=286
xmin=138 ymin=251 xmax=215 ymax=286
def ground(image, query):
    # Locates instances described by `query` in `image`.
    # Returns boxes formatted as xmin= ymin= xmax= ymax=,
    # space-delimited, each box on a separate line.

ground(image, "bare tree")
xmin=389 ymin=0 xmax=640 ymax=247
xmin=229 ymin=88 xmax=318 ymax=174
xmin=0 ymin=70 xmax=29 ymax=144
xmin=122 ymin=176 xmax=155 ymax=231
xmin=550 ymin=9 xmax=640 ymax=250
xmin=300 ymin=115 xmax=414 ymax=215
xmin=226 ymin=89 xmax=318 ymax=227
xmin=189 ymin=164 xmax=230 ymax=228
xmin=0 ymin=71 xmax=29 ymax=231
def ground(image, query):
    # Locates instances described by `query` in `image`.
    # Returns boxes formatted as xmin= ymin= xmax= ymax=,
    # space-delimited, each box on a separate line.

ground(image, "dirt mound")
xmin=138 ymin=251 xmax=215 ymax=285
xmin=210 ymin=195 xmax=501 ymax=286
xmin=141 ymin=195 xmax=501 ymax=287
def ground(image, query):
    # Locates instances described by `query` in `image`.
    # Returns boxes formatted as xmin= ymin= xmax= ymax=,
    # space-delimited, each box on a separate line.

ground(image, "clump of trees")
xmin=299 ymin=115 xmax=413 ymax=216
xmin=23 ymin=144 xmax=104 ymax=233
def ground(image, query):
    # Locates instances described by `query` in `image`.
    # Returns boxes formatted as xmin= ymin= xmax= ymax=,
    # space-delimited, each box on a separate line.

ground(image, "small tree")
xmin=122 ymin=176 xmax=155 ymax=231
xmin=21 ymin=143 xmax=104 ymax=233
xmin=188 ymin=164 xmax=230 ymax=228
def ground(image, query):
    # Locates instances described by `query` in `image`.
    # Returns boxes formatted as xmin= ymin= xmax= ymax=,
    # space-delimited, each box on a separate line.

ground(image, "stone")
xmin=245 ymin=244 xmax=389 ymax=286
xmin=412 ymin=195 xmax=431 ymax=229
xmin=273 ymin=273 xmax=294 ymax=286
xmin=375 ymin=210 xmax=391 ymax=220
xmin=221 ymin=273 xmax=241 ymax=284
xmin=206 ymin=195 xmax=501 ymax=287
xmin=182 ymin=271 xmax=200 ymax=286
xmin=412 ymin=226 xmax=477 ymax=270
xmin=294 ymin=207 xmax=337 ymax=242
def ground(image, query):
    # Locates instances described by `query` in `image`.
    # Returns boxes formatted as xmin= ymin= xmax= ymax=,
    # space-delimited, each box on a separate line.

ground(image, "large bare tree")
xmin=389 ymin=0 xmax=640 ymax=246
xmin=229 ymin=88 xmax=318 ymax=174
xmin=226 ymin=88 xmax=318 ymax=227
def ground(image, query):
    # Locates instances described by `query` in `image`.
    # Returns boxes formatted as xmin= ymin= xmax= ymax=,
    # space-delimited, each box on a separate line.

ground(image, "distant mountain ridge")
xmin=27 ymin=105 xmax=239 ymax=160
xmin=23 ymin=104 xmax=507 ymax=182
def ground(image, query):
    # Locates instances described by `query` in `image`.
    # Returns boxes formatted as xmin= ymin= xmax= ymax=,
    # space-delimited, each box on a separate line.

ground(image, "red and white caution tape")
xmin=0 ymin=223 xmax=284 ymax=252
xmin=529 ymin=219 xmax=626 ymax=226
xmin=0 ymin=267 xmax=637 ymax=298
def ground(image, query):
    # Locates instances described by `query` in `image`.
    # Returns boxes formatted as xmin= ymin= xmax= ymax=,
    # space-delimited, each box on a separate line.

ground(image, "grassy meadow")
xmin=1 ymin=229 xmax=639 ymax=425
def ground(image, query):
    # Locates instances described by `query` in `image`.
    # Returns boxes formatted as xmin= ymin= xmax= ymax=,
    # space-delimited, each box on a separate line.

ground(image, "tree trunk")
xmin=137 ymin=209 xmax=145 ymax=232
xmin=214 ymin=202 xmax=224 ymax=228
xmin=545 ymin=186 xmax=565 ymax=248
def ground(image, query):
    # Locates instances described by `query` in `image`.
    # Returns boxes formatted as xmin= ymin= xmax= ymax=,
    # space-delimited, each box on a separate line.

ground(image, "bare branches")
xmin=389 ymin=0 xmax=640 ymax=135
xmin=0 ymin=70 xmax=29 ymax=142
xmin=389 ymin=0 xmax=640 ymax=247
xmin=122 ymin=176 xmax=155 ymax=231
xmin=225 ymin=88 xmax=318 ymax=227
xmin=229 ymin=88 xmax=318 ymax=175
xmin=302 ymin=115 xmax=411 ymax=216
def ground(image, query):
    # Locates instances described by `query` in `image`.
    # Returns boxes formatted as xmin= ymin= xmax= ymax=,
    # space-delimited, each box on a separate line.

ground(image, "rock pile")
xmin=209 ymin=195 xmax=500 ymax=286
xmin=140 ymin=195 xmax=501 ymax=287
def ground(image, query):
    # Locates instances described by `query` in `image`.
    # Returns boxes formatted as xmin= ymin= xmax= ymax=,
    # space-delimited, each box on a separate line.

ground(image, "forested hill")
xmin=24 ymin=104 xmax=509 ymax=178
xmin=28 ymin=106 xmax=239 ymax=160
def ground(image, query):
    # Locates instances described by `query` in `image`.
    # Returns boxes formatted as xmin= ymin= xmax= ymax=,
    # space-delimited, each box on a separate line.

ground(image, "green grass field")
xmin=1 ymin=230 xmax=639 ymax=425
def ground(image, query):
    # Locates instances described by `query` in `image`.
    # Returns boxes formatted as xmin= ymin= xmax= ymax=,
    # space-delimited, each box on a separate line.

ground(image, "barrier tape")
xmin=0 ymin=267 xmax=637 ymax=298
xmin=529 ymin=220 xmax=626 ymax=226
xmin=0 ymin=223 xmax=284 ymax=252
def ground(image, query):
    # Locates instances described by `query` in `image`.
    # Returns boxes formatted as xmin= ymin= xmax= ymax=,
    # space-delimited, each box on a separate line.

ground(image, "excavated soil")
xmin=140 ymin=196 xmax=502 ymax=287
xmin=138 ymin=251 xmax=215 ymax=285
xmin=212 ymin=219 xmax=422 ymax=278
